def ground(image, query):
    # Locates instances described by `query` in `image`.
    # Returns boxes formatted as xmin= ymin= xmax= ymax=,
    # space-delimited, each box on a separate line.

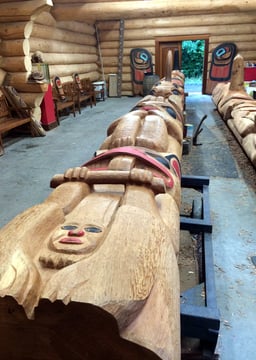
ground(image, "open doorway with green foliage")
xmin=182 ymin=40 xmax=205 ymax=93
xmin=155 ymin=35 xmax=209 ymax=94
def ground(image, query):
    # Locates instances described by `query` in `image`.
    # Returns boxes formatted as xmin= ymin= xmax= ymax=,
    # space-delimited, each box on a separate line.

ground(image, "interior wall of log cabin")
xmin=0 ymin=1 xmax=256 ymax=103
xmin=0 ymin=11 xmax=99 ymax=88
xmin=96 ymin=12 xmax=256 ymax=96
xmin=30 ymin=12 xmax=99 ymax=84
xmin=0 ymin=8 xmax=100 ymax=123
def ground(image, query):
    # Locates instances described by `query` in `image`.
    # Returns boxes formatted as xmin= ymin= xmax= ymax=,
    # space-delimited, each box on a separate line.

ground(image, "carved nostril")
xmin=68 ymin=229 xmax=85 ymax=237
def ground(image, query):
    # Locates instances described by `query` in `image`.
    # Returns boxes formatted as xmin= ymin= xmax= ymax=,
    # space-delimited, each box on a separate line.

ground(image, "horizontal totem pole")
xmin=0 ymin=53 xmax=185 ymax=360
xmin=212 ymin=53 xmax=256 ymax=168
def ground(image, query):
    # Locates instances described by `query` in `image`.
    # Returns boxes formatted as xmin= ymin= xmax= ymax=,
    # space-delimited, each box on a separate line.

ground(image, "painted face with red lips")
xmin=48 ymin=192 xmax=121 ymax=256
xmin=49 ymin=222 xmax=104 ymax=255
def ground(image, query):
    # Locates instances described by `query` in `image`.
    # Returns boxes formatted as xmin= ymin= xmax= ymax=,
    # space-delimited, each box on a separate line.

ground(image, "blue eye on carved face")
xmin=84 ymin=226 xmax=102 ymax=233
xmin=61 ymin=225 xmax=78 ymax=230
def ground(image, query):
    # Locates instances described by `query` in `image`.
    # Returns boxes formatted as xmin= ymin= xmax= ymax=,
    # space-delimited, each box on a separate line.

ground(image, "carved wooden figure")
xmin=212 ymin=54 xmax=256 ymax=167
xmin=0 ymin=55 xmax=184 ymax=359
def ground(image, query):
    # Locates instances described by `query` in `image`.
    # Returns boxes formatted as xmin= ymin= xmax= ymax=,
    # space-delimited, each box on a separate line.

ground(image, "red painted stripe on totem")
xmin=141 ymin=106 xmax=158 ymax=111
xmin=171 ymin=157 xmax=181 ymax=179
xmin=83 ymin=147 xmax=174 ymax=188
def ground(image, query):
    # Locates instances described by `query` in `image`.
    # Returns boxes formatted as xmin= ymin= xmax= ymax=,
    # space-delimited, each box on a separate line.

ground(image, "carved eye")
xmin=61 ymin=225 xmax=78 ymax=230
xmin=84 ymin=226 xmax=102 ymax=233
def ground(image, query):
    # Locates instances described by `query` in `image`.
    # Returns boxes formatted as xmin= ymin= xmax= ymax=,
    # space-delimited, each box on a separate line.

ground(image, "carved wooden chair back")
xmin=81 ymin=78 xmax=96 ymax=105
xmin=51 ymin=79 xmax=76 ymax=124
xmin=71 ymin=75 xmax=94 ymax=113
xmin=53 ymin=76 xmax=67 ymax=102
xmin=73 ymin=73 xmax=84 ymax=95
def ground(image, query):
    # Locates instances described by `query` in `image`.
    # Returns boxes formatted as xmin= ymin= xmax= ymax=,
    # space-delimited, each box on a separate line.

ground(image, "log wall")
xmin=1 ymin=2 xmax=256 ymax=99
xmin=0 ymin=6 xmax=100 ymax=126
xmin=97 ymin=11 xmax=256 ymax=96
xmin=30 ymin=12 xmax=99 ymax=84
xmin=0 ymin=34 xmax=32 ymax=84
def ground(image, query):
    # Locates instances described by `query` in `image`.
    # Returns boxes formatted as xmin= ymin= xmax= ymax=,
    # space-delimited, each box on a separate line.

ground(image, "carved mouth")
xmin=59 ymin=237 xmax=83 ymax=245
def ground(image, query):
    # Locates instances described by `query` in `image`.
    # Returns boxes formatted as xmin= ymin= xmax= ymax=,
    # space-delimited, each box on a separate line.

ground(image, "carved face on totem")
xmin=49 ymin=222 xmax=104 ymax=255
xmin=39 ymin=192 xmax=121 ymax=269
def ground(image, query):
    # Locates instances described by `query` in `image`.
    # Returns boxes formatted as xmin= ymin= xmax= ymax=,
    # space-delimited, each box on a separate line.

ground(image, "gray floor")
xmin=0 ymin=94 xmax=256 ymax=359
xmin=184 ymin=93 xmax=256 ymax=359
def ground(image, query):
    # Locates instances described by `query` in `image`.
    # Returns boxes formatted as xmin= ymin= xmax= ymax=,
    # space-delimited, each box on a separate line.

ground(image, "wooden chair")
xmin=81 ymin=78 xmax=97 ymax=106
xmin=0 ymin=89 xmax=32 ymax=155
xmin=52 ymin=76 xmax=76 ymax=124
xmin=72 ymin=73 xmax=94 ymax=113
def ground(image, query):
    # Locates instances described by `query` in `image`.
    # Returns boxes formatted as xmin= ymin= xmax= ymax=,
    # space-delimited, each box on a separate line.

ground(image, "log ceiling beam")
xmin=0 ymin=0 xmax=53 ymax=22
xmin=51 ymin=0 xmax=256 ymax=21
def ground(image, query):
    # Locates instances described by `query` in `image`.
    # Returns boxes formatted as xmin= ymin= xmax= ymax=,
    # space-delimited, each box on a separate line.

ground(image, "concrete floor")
xmin=184 ymin=92 xmax=256 ymax=359
xmin=0 ymin=94 xmax=256 ymax=359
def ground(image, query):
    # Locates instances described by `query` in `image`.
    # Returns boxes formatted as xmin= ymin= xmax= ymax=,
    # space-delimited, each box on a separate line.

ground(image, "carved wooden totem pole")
xmin=0 ymin=52 xmax=185 ymax=360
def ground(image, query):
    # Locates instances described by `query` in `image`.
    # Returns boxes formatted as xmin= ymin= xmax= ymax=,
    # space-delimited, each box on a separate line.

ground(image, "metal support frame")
xmin=180 ymin=175 xmax=212 ymax=233
xmin=180 ymin=175 xmax=220 ymax=357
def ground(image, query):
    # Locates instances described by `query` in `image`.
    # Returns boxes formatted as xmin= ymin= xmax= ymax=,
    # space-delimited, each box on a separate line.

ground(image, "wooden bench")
xmin=0 ymin=91 xmax=31 ymax=156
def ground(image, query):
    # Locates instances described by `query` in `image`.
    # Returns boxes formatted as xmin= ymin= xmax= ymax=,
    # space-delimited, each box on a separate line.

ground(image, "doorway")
xmin=182 ymin=40 xmax=205 ymax=94
xmin=155 ymin=35 xmax=209 ymax=94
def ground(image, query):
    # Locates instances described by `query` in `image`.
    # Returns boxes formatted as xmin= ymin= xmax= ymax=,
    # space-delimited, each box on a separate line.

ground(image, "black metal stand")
xmin=180 ymin=175 xmax=220 ymax=359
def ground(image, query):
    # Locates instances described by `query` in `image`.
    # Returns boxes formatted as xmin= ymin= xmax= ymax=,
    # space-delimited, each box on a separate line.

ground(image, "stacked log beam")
xmin=212 ymin=54 xmax=256 ymax=167
xmin=0 ymin=36 xmax=31 ymax=80
xmin=0 ymin=2 xmax=53 ymax=134
xmin=30 ymin=11 xmax=99 ymax=86
xmin=0 ymin=26 xmax=45 ymax=136
xmin=0 ymin=3 xmax=100 ymax=133
xmin=51 ymin=0 xmax=256 ymax=22
xmin=0 ymin=0 xmax=53 ymax=22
